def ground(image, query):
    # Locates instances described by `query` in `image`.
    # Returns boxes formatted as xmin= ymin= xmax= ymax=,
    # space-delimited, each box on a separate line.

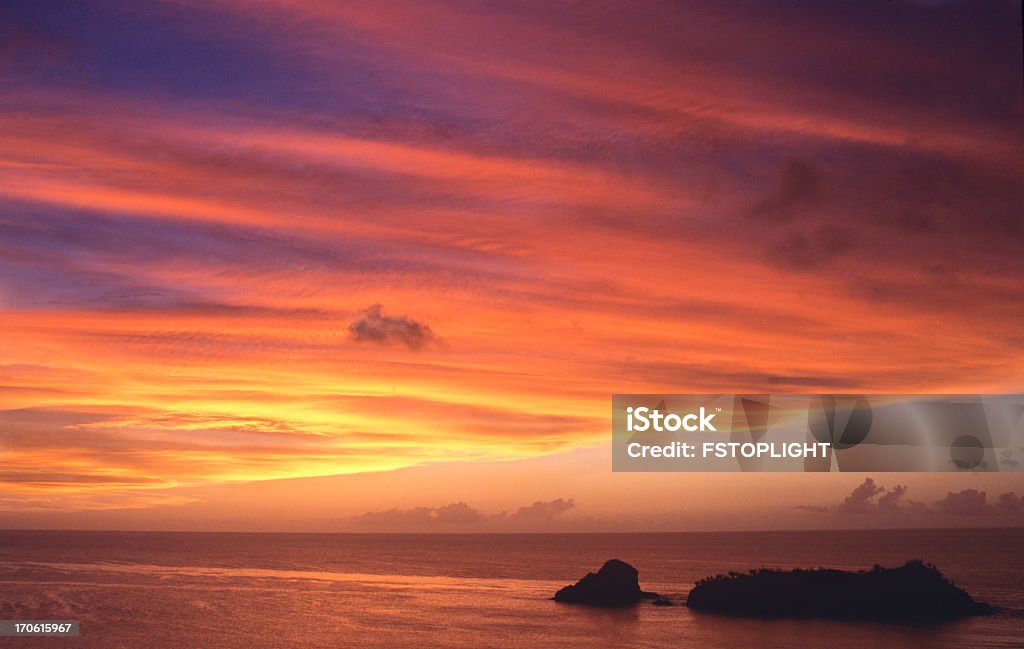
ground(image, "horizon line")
xmin=2 ymin=525 xmax=1022 ymax=536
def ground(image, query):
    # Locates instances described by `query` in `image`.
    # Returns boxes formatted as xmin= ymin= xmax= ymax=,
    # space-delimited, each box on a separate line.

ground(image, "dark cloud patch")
xmin=734 ymin=143 xmax=1023 ymax=304
xmin=433 ymin=501 xmax=486 ymax=524
xmin=994 ymin=492 xmax=1024 ymax=513
xmin=0 ymin=6 xmax=70 ymax=76
xmin=803 ymin=479 xmax=1022 ymax=518
xmin=887 ymin=209 xmax=935 ymax=234
xmin=347 ymin=304 xmax=436 ymax=350
xmin=795 ymin=504 xmax=830 ymax=513
xmin=354 ymin=506 xmax=436 ymax=528
xmin=506 ymin=498 xmax=575 ymax=523
xmin=837 ymin=477 xmax=885 ymax=513
xmin=935 ymin=488 xmax=990 ymax=516
xmin=749 ymin=158 xmax=820 ymax=221
xmin=877 ymin=484 xmax=910 ymax=513
xmin=347 ymin=498 xmax=574 ymax=531
xmin=768 ymin=224 xmax=858 ymax=271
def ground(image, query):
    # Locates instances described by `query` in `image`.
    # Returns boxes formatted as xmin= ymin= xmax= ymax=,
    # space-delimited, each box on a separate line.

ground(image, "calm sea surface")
xmin=0 ymin=528 xmax=1021 ymax=648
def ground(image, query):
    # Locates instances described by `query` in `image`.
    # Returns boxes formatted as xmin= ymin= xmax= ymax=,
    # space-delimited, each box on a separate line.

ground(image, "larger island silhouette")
xmin=554 ymin=559 xmax=993 ymax=622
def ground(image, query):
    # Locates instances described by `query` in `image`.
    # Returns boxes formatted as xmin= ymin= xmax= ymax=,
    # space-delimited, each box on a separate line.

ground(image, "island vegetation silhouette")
xmin=553 ymin=559 xmax=668 ymax=606
xmin=555 ymin=559 xmax=994 ymax=622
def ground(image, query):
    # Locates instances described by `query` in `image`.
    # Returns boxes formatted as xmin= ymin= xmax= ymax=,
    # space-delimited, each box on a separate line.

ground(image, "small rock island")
xmin=554 ymin=559 xmax=667 ymax=607
xmin=686 ymin=560 xmax=993 ymax=622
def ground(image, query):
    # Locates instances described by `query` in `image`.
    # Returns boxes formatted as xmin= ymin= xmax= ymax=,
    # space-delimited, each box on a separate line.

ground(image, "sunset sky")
xmin=1 ymin=0 xmax=1023 ymax=531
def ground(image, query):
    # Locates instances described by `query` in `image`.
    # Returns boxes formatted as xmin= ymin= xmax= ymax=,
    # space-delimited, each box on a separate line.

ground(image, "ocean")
xmin=0 ymin=528 xmax=1021 ymax=648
